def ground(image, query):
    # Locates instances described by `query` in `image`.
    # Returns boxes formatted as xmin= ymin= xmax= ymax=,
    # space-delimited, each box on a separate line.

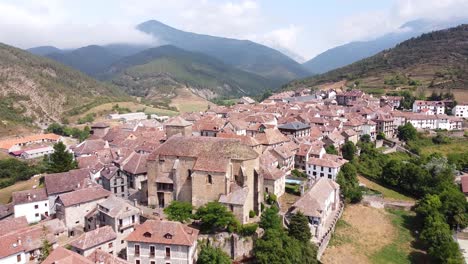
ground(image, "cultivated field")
xmin=170 ymin=88 xmax=214 ymax=113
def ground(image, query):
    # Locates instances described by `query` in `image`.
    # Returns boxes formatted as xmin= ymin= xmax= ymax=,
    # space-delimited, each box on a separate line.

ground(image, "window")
xmin=207 ymin=174 xmax=213 ymax=184
xmin=188 ymin=169 xmax=192 ymax=180
xmin=150 ymin=246 xmax=155 ymax=257
xmin=132 ymin=215 xmax=135 ymax=223
xmin=121 ymin=186 xmax=125 ymax=192
xmin=17 ymin=254 xmax=21 ymax=262
xmin=108 ymin=242 xmax=113 ymax=248
xmin=35 ymin=213 xmax=39 ymax=217
xmin=165 ymin=247 xmax=171 ymax=258
xmin=34 ymin=205 xmax=39 ymax=209
xmin=45 ymin=203 xmax=47 ymax=207
xmin=151 ymin=262 xmax=156 ymax=264
xmin=329 ymin=168 xmax=332 ymax=172
xmin=114 ymin=187 xmax=118 ymax=193
xmin=135 ymin=260 xmax=140 ymax=264
xmin=119 ymin=219 xmax=123 ymax=226
xmin=121 ymin=240 xmax=124 ymax=244
xmin=134 ymin=245 xmax=140 ymax=256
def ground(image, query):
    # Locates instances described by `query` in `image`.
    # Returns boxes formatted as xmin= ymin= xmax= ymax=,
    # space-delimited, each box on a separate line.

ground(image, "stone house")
xmin=69 ymin=226 xmax=117 ymax=257
xmin=164 ymin=117 xmax=193 ymax=138
xmin=85 ymin=196 xmax=140 ymax=254
xmin=100 ymin=166 xmax=129 ymax=199
xmin=260 ymin=165 xmax=286 ymax=198
xmin=55 ymin=186 xmax=111 ymax=235
xmin=147 ymin=136 xmax=262 ymax=224
xmin=125 ymin=220 xmax=199 ymax=264
xmin=277 ymin=121 xmax=311 ymax=138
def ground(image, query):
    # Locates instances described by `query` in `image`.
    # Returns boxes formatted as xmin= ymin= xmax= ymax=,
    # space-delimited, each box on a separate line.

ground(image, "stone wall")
xmin=198 ymin=232 xmax=257 ymax=261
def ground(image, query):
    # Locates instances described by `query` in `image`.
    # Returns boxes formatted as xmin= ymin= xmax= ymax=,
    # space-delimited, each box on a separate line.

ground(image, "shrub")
xmin=267 ymin=194 xmax=278 ymax=205
xmin=239 ymin=223 xmax=258 ymax=236
xmin=249 ymin=210 xmax=256 ymax=218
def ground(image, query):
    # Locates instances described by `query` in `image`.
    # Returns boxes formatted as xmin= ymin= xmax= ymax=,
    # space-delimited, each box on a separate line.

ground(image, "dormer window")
xmin=164 ymin=233 xmax=173 ymax=239
xmin=143 ymin=232 xmax=152 ymax=238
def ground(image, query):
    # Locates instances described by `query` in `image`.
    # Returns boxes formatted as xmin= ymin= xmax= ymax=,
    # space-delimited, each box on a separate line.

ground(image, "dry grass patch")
xmin=322 ymin=204 xmax=396 ymax=264
xmin=0 ymin=176 xmax=40 ymax=204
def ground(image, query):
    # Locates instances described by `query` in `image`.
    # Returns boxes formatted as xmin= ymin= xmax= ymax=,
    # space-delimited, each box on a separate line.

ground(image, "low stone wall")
xmin=198 ymin=232 xmax=258 ymax=261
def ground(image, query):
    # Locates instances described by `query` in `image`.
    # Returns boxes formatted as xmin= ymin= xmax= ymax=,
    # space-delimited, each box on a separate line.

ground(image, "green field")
xmin=359 ymin=176 xmax=414 ymax=202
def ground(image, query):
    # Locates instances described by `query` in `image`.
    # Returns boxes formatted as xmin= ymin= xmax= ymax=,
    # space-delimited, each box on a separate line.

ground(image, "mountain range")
xmin=0 ymin=43 xmax=126 ymax=127
xmin=302 ymin=18 xmax=468 ymax=74
xmin=286 ymin=24 xmax=468 ymax=92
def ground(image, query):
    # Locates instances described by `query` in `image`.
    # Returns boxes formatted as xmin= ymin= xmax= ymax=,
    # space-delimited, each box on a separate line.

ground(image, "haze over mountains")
xmin=286 ymin=24 xmax=468 ymax=92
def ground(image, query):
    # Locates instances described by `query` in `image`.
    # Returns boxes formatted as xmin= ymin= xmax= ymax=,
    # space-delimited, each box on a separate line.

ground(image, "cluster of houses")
xmin=0 ymin=88 xmax=465 ymax=263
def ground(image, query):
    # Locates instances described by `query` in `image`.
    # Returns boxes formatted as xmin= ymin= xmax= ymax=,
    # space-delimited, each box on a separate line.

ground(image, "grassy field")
xmin=170 ymin=88 xmax=214 ymax=113
xmin=0 ymin=176 xmax=40 ymax=204
xmin=70 ymin=101 xmax=178 ymax=123
xmin=359 ymin=176 xmax=415 ymax=202
xmin=419 ymin=137 xmax=468 ymax=156
xmin=323 ymin=205 xmax=426 ymax=264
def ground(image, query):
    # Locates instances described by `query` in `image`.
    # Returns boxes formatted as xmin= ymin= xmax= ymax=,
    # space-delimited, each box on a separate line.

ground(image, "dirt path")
xmin=322 ymin=204 xmax=396 ymax=264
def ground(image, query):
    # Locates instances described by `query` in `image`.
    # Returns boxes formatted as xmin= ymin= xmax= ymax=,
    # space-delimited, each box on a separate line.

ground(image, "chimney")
xmin=133 ymin=199 xmax=138 ymax=207
xmin=17 ymin=238 xmax=22 ymax=245
xmin=27 ymin=193 xmax=31 ymax=201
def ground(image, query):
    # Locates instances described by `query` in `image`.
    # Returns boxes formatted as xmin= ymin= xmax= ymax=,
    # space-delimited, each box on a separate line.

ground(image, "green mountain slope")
xmin=107 ymin=45 xmax=275 ymax=102
xmin=137 ymin=20 xmax=310 ymax=84
xmin=0 ymin=43 xmax=127 ymax=126
xmin=287 ymin=24 xmax=468 ymax=92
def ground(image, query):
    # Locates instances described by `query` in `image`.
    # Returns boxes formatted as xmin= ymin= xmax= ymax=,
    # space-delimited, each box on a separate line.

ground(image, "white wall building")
xmin=12 ymin=189 xmax=49 ymax=224
xmin=306 ymin=154 xmax=347 ymax=181
xmin=412 ymin=100 xmax=445 ymax=115
xmin=452 ymin=104 xmax=468 ymax=118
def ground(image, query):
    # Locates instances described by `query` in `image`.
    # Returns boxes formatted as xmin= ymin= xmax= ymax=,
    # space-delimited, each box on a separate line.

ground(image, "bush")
xmin=267 ymin=194 xmax=277 ymax=205
xmin=197 ymin=244 xmax=231 ymax=264
xmin=291 ymin=169 xmax=307 ymax=178
xmin=164 ymin=201 xmax=193 ymax=223
xmin=249 ymin=210 xmax=256 ymax=218
xmin=239 ymin=223 xmax=258 ymax=236
xmin=194 ymin=202 xmax=239 ymax=233
xmin=285 ymin=184 xmax=300 ymax=195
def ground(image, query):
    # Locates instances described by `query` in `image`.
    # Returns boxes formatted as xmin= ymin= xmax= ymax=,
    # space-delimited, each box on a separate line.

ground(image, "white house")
xmin=412 ymin=100 xmax=445 ymax=115
xmin=19 ymin=146 xmax=54 ymax=159
xmin=290 ymin=178 xmax=341 ymax=242
xmin=306 ymin=154 xmax=347 ymax=181
xmin=125 ymin=220 xmax=199 ymax=264
xmin=12 ymin=188 xmax=49 ymax=224
xmin=452 ymin=103 xmax=468 ymax=118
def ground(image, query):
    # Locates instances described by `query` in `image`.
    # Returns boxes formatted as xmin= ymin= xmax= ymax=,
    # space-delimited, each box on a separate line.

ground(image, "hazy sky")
xmin=1 ymin=0 xmax=468 ymax=60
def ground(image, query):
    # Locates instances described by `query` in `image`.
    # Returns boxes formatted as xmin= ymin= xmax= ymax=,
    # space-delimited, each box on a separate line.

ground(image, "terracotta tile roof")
xmin=0 ymin=133 xmax=61 ymax=151
xmin=292 ymin=178 xmax=339 ymax=218
xmin=0 ymin=217 xmax=28 ymax=237
xmin=44 ymin=168 xmax=91 ymax=195
xmin=307 ymin=154 xmax=347 ymax=168
xmin=260 ymin=165 xmax=286 ymax=181
xmin=100 ymin=166 xmax=119 ymax=180
xmin=254 ymin=128 xmax=290 ymax=146
xmin=164 ymin=116 xmax=192 ymax=127
xmin=69 ymin=226 xmax=116 ymax=251
xmin=98 ymin=196 xmax=140 ymax=218
xmin=125 ymin=220 xmax=198 ymax=247
xmin=42 ymin=247 xmax=93 ymax=264
xmin=73 ymin=139 xmax=108 ymax=156
xmin=87 ymin=249 xmax=131 ymax=264
xmin=0 ymin=231 xmax=25 ymax=258
xmin=217 ymin=133 xmax=260 ymax=147
xmin=12 ymin=188 xmax=48 ymax=205
xmin=120 ymin=152 xmax=148 ymax=175
xmin=149 ymin=136 xmax=258 ymax=173
xmin=58 ymin=186 xmax=111 ymax=207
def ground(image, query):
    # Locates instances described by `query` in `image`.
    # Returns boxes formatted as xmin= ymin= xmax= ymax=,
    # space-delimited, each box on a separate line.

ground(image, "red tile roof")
xmin=69 ymin=226 xmax=116 ymax=250
xmin=58 ymin=187 xmax=111 ymax=207
xmin=125 ymin=220 xmax=198 ymax=246
xmin=42 ymin=247 xmax=93 ymax=264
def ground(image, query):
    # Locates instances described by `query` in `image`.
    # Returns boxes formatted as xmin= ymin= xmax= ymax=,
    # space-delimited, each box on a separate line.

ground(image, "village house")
xmin=55 ymin=186 xmax=111 ymax=235
xmin=260 ymin=165 xmax=286 ymax=198
xmin=125 ymin=220 xmax=199 ymax=264
xmin=238 ymin=96 xmax=256 ymax=105
xmin=12 ymin=188 xmax=49 ymax=224
xmin=85 ymin=196 xmax=140 ymax=254
xmin=147 ymin=136 xmax=262 ymax=224
xmin=69 ymin=226 xmax=117 ymax=257
xmin=0 ymin=133 xmax=61 ymax=153
xmin=117 ymin=151 xmax=149 ymax=192
xmin=164 ymin=116 xmax=193 ymax=138
xmin=44 ymin=168 xmax=92 ymax=214
xmin=336 ymin=90 xmax=364 ymax=106
xmin=306 ymin=153 xmax=347 ymax=181
xmin=100 ymin=166 xmax=129 ymax=199
xmin=452 ymin=103 xmax=468 ymax=118
xmin=373 ymin=112 xmax=396 ymax=138
xmin=412 ymin=100 xmax=445 ymax=115
xmin=277 ymin=121 xmax=311 ymax=138
xmin=290 ymin=178 xmax=341 ymax=243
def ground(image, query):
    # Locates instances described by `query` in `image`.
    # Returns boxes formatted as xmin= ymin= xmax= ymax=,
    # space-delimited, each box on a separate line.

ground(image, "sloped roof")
xmin=125 ymin=220 xmax=198 ymax=246
xmin=12 ymin=188 xmax=48 ymax=205
xmin=292 ymin=178 xmax=339 ymax=218
xmin=164 ymin=116 xmax=192 ymax=127
xmin=87 ymin=249 xmax=131 ymax=264
xmin=69 ymin=226 xmax=116 ymax=250
xmin=219 ymin=186 xmax=249 ymax=205
xmin=278 ymin=121 xmax=310 ymax=131
xmin=98 ymin=196 xmax=140 ymax=218
xmin=42 ymin=247 xmax=93 ymax=264
xmin=0 ymin=133 xmax=61 ymax=151
xmin=58 ymin=187 xmax=111 ymax=207
xmin=44 ymin=168 xmax=91 ymax=195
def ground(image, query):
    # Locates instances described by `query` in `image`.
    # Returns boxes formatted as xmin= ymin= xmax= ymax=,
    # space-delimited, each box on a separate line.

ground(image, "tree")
xmin=197 ymin=244 xmax=231 ymax=264
xmin=376 ymin=132 xmax=386 ymax=140
xmin=341 ymin=141 xmax=357 ymax=161
xmin=288 ymin=212 xmax=311 ymax=242
xmin=337 ymin=163 xmax=362 ymax=203
xmin=47 ymin=142 xmax=77 ymax=173
xmin=164 ymin=201 xmax=193 ymax=223
xmin=325 ymin=145 xmax=338 ymax=155
xmin=195 ymin=202 xmax=239 ymax=233
xmin=439 ymin=186 xmax=468 ymax=228
xmin=381 ymin=159 xmax=403 ymax=186
xmin=259 ymin=206 xmax=282 ymax=230
xmin=360 ymin=134 xmax=371 ymax=143
xmin=38 ymin=238 xmax=52 ymax=262
xmin=397 ymin=123 xmax=417 ymax=142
